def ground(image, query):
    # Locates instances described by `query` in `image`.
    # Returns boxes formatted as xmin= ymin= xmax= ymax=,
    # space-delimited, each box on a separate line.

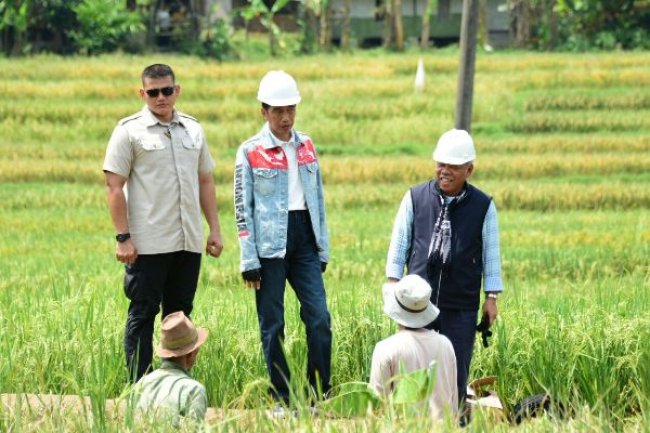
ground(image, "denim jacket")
xmin=234 ymin=124 xmax=329 ymax=272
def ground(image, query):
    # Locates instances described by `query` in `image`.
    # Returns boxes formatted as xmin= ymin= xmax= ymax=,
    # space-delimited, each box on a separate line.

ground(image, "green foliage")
xmin=239 ymin=0 xmax=291 ymax=56
xmin=527 ymin=0 xmax=650 ymax=50
xmin=318 ymin=382 xmax=380 ymax=417
xmin=67 ymin=0 xmax=144 ymax=55
xmin=391 ymin=362 xmax=436 ymax=408
xmin=202 ymin=18 xmax=238 ymax=61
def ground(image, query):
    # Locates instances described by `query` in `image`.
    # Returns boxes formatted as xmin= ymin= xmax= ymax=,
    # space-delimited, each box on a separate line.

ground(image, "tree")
xmin=68 ymin=0 xmax=143 ymax=55
xmin=319 ymin=0 xmax=331 ymax=50
xmin=240 ymin=0 xmax=291 ymax=56
xmin=0 ymin=0 xmax=29 ymax=55
xmin=339 ymin=0 xmax=352 ymax=51
xmin=392 ymin=0 xmax=404 ymax=50
xmin=420 ymin=0 xmax=437 ymax=48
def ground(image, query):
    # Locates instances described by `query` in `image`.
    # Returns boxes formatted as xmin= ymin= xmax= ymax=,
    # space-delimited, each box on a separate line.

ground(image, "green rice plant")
xmin=1 ymin=51 xmax=649 ymax=431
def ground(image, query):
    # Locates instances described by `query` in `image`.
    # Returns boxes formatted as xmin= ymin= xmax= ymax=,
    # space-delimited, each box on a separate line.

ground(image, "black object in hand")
xmin=242 ymin=269 xmax=261 ymax=282
xmin=321 ymin=262 xmax=327 ymax=273
xmin=476 ymin=315 xmax=493 ymax=348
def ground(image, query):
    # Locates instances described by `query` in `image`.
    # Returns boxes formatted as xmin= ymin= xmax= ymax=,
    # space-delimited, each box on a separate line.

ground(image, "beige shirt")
xmin=103 ymin=107 xmax=216 ymax=254
xmin=369 ymin=329 xmax=458 ymax=420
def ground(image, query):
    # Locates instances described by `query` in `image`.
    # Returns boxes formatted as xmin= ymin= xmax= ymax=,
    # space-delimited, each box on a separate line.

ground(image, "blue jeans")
xmin=430 ymin=308 xmax=478 ymax=403
xmin=123 ymin=251 xmax=201 ymax=382
xmin=256 ymin=210 xmax=332 ymax=403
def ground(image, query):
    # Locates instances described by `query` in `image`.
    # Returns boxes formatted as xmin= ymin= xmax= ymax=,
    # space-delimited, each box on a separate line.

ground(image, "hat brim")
xmin=257 ymin=95 xmax=302 ymax=106
xmin=433 ymin=152 xmax=475 ymax=165
xmin=382 ymin=283 xmax=439 ymax=328
xmin=156 ymin=328 xmax=208 ymax=358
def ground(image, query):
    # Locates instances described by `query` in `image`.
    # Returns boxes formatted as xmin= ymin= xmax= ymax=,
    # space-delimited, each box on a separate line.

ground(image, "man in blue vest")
xmin=385 ymin=128 xmax=503 ymax=411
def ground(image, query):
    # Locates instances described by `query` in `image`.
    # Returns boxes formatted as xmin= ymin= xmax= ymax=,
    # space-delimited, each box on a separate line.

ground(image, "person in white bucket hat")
xmin=369 ymin=275 xmax=458 ymax=420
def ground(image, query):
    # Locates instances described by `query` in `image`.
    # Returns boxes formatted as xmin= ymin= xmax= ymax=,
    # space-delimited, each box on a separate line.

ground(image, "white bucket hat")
xmin=383 ymin=275 xmax=440 ymax=328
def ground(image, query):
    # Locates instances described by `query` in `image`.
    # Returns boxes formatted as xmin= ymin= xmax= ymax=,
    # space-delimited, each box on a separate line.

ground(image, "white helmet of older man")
xmin=433 ymin=129 xmax=476 ymax=165
xmin=257 ymin=70 xmax=301 ymax=107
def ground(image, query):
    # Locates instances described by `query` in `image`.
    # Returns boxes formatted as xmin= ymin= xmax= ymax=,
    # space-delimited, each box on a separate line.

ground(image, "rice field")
xmin=0 ymin=49 xmax=649 ymax=432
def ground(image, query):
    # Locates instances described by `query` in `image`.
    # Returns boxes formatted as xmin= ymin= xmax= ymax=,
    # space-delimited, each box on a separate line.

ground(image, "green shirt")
xmin=133 ymin=360 xmax=207 ymax=426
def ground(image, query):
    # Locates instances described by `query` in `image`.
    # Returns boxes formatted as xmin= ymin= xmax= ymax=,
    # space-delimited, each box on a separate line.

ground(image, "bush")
xmin=67 ymin=0 xmax=144 ymax=55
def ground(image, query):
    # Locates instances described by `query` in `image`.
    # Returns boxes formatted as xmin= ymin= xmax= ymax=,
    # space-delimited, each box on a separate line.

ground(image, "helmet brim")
xmin=257 ymin=95 xmax=302 ymax=106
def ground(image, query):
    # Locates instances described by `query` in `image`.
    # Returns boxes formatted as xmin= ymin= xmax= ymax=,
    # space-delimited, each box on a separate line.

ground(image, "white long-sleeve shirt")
xmin=369 ymin=329 xmax=458 ymax=420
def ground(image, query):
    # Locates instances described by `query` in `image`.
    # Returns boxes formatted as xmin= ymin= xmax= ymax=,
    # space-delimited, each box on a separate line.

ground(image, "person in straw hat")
xmin=132 ymin=311 xmax=209 ymax=425
xmin=369 ymin=274 xmax=458 ymax=420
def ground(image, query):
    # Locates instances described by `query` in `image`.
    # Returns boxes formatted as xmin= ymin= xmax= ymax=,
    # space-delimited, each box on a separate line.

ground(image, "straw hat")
xmin=383 ymin=275 xmax=439 ymax=328
xmin=156 ymin=311 xmax=208 ymax=358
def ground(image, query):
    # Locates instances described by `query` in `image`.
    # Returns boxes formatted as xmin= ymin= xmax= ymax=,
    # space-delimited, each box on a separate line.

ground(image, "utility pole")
xmin=455 ymin=0 xmax=479 ymax=132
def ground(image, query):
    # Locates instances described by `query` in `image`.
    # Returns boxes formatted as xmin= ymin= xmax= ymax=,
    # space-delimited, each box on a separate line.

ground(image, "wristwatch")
xmin=487 ymin=292 xmax=499 ymax=300
xmin=115 ymin=232 xmax=131 ymax=243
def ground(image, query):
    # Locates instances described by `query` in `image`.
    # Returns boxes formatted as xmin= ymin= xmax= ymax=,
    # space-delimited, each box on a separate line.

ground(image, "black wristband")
xmin=242 ymin=269 xmax=261 ymax=282
xmin=116 ymin=232 xmax=131 ymax=243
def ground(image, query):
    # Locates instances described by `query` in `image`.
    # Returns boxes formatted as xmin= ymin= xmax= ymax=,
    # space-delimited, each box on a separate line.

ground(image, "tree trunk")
xmin=126 ymin=0 xmax=137 ymax=11
xmin=319 ymin=2 xmax=331 ymax=50
xmin=340 ymin=0 xmax=352 ymax=50
xmin=420 ymin=0 xmax=434 ymax=48
xmin=300 ymin=2 xmax=318 ymax=53
xmin=547 ymin=0 xmax=558 ymax=50
xmin=382 ymin=1 xmax=392 ymax=48
xmin=478 ymin=0 xmax=491 ymax=49
xmin=393 ymin=0 xmax=404 ymax=50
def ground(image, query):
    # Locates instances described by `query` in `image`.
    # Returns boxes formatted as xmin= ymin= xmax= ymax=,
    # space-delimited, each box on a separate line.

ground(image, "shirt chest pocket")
xmin=140 ymin=139 xmax=167 ymax=151
xmin=253 ymin=168 xmax=278 ymax=196
xmin=181 ymin=135 xmax=201 ymax=151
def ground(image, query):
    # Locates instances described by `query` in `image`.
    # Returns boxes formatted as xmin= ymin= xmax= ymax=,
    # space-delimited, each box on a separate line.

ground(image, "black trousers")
xmin=123 ymin=251 xmax=201 ymax=382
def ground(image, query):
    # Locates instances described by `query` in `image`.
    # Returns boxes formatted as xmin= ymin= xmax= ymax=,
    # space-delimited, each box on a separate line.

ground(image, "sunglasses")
xmin=145 ymin=86 xmax=175 ymax=98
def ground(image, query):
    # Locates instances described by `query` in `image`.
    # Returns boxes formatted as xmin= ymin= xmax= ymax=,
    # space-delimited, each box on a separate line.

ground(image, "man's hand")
xmin=482 ymin=295 xmax=499 ymax=326
xmin=116 ymin=239 xmax=138 ymax=265
xmin=242 ymin=268 xmax=261 ymax=290
xmin=206 ymin=231 xmax=224 ymax=258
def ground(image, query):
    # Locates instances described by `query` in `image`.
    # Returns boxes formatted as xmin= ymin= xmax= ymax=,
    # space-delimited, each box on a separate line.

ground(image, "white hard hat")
xmin=257 ymin=70 xmax=301 ymax=106
xmin=433 ymin=129 xmax=476 ymax=165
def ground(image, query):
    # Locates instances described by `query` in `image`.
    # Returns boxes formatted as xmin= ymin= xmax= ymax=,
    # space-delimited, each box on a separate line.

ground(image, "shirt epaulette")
xmin=178 ymin=112 xmax=199 ymax=123
xmin=118 ymin=113 xmax=143 ymax=126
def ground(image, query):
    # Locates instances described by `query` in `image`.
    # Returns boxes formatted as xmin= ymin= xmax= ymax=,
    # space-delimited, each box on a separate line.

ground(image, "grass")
xmin=0 ymin=49 xmax=649 ymax=431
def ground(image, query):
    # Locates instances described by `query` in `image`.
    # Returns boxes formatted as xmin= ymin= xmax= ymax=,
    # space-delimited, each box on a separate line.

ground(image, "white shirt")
xmin=269 ymin=129 xmax=306 ymax=210
xmin=369 ymin=328 xmax=459 ymax=420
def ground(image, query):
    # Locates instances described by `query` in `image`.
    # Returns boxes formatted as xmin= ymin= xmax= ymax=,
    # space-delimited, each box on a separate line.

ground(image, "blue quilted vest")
xmin=407 ymin=181 xmax=491 ymax=310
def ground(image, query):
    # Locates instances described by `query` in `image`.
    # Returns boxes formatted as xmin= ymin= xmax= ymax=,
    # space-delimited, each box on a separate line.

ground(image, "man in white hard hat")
xmin=370 ymin=274 xmax=458 ymax=420
xmin=132 ymin=311 xmax=209 ymax=427
xmin=385 ymin=129 xmax=503 ymax=412
xmin=234 ymin=70 xmax=332 ymax=407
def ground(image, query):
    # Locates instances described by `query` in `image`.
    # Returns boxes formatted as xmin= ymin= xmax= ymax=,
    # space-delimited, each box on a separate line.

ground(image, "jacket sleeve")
xmin=234 ymin=146 xmax=261 ymax=272
xmin=316 ymin=163 xmax=330 ymax=263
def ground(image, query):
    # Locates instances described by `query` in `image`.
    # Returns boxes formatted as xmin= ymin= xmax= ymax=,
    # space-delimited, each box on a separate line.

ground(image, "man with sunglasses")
xmin=103 ymin=63 xmax=224 ymax=382
xmin=385 ymin=129 xmax=503 ymax=421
